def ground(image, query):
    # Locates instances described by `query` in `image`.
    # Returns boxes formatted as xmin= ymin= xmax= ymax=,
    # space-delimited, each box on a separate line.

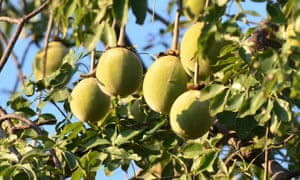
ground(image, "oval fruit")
xmin=180 ymin=23 xmax=210 ymax=79
xmin=143 ymin=55 xmax=189 ymax=114
xmin=183 ymin=0 xmax=206 ymax=21
xmin=33 ymin=41 xmax=68 ymax=81
xmin=180 ymin=22 xmax=227 ymax=78
xmin=170 ymin=90 xmax=212 ymax=140
xmin=69 ymin=77 xmax=111 ymax=123
xmin=96 ymin=47 xmax=143 ymax=97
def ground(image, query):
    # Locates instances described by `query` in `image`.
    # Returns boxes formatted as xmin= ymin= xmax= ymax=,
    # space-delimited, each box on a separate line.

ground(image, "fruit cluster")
xmin=32 ymin=21 xmax=217 ymax=140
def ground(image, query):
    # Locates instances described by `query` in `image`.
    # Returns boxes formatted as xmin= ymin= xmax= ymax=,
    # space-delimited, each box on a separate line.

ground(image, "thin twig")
xmin=264 ymin=121 xmax=270 ymax=180
xmin=11 ymin=119 xmax=56 ymax=132
xmin=0 ymin=16 xmax=19 ymax=23
xmin=42 ymin=13 xmax=54 ymax=78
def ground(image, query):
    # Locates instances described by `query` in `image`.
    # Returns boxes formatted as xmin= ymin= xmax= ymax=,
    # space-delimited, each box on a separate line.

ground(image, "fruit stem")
xmin=170 ymin=0 xmax=182 ymax=55
xmin=117 ymin=24 xmax=126 ymax=47
xmin=194 ymin=60 xmax=199 ymax=88
xmin=90 ymin=48 xmax=96 ymax=72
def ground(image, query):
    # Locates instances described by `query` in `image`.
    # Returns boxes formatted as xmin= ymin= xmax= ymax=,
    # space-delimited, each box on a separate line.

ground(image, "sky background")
xmin=0 ymin=0 xmax=267 ymax=179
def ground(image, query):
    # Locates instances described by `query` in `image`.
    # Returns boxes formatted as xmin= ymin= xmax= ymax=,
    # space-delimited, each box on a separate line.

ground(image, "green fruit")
xmin=69 ymin=78 xmax=111 ymax=123
xmin=183 ymin=0 xmax=206 ymax=21
xmin=33 ymin=41 xmax=68 ymax=81
xmin=96 ymin=47 xmax=143 ymax=97
xmin=180 ymin=22 xmax=227 ymax=78
xmin=143 ymin=55 xmax=189 ymax=114
xmin=170 ymin=90 xmax=212 ymax=140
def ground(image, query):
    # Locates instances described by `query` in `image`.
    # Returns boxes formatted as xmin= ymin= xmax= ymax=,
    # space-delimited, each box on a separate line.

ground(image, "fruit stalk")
xmin=170 ymin=0 xmax=182 ymax=54
xmin=194 ymin=60 xmax=199 ymax=88
xmin=117 ymin=24 xmax=126 ymax=47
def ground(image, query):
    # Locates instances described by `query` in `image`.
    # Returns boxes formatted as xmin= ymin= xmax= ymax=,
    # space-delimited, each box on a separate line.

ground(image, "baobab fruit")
xmin=170 ymin=90 xmax=212 ymax=140
xmin=143 ymin=55 xmax=189 ymax=114
xmin=180 ymin=22 xmax=210 ymax=79
xmin=180 ymin=22 xmax=227 ymax=78
xmin=96 ymin=47 xmax=143 ymax=97
xmin=183 ymin=0 xmax=206 ymax=21
xmin=69 ymin=78 xmax=111 ymax=123
xmin=33 ymin=41 xmax=68 ymax=81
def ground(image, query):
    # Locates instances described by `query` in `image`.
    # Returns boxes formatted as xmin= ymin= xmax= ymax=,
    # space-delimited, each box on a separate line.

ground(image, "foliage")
xmin=1 ymin=0 xmax=300 ymax=179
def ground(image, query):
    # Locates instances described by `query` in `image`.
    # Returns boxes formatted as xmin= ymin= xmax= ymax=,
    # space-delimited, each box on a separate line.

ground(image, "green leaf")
xmin=21 ymin=149 xmax=49 ymax=163
xmin=255 ymin=99 xmax=273 ymax=124
xmin=273 ymin=98 xmax=291 ymax=122
xmin=81 ymin=138 xmax=111 ymax=151
xmin=181 ymin=143 xmax=204 ymax=159
xmin=130 ymin=0 xmax=147 ymax=25
xmin=225 ymin=92 xmax=245 ymax=112
xmin=22 ymin=79 xmax=35 ymax=96
xmin=238 ymin=89 xmax=266 ymax=118
xmin=64 ymin=151 xmax=77 ymax=171
xmin=104 ymin=146 xmax=141 ymax=161
xmin=236 ymin=116 xmax=257 ymax=139
xmin=199 ymin=84 xmax=227 ymax=101
xmin=210 ymin=90 xmax=229 ymax=116
xmin=191 ymin=150 xmax=218 ymax=173
xmin=113 ymin=0 xmax=129 ymax=25
xmin=46 ymin=88 xmax=69 ymax=102
xmin=114 ymin=129 xmax=141 ymax=146
xmin=267 ymin=2 xmax=286 ymax=24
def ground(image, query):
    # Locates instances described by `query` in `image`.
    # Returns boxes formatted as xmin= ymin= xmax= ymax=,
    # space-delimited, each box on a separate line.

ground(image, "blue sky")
xmin=0 ymin=0 xmax=267 ymax=179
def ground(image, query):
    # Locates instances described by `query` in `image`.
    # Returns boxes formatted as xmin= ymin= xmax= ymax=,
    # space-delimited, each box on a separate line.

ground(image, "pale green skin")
xmin=170 ymin=90 xmax=212 ymax=140
xmin=69 ymin=78 xmax=111 ymax=123
xmin=96 ymin=48 xmax=143 ymax=97
xmin=143 ymin=55 xmax=189 ymax=114
xmin=180 ymin=22 xmax=227 ymax=79
xmin=180 ymin=23 xmax=211 ymax=79
xmin=33 ymin=41 xmax=68 ymax=81
xmin=183 ymin=0 xmax=206 ymax=21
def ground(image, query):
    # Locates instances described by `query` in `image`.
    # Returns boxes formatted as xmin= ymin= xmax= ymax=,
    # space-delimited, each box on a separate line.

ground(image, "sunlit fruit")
xmin=180 ymin=22 xmax=227 ymax=78
xmin=183 ymin=0 xmax=206 ymax=21
xmin=170 ymin=90 xmax=212 ymax=140
xmin=143 ymin=55 xmax=189 ymax=114
xmin=69 ymin=77 xmax=111 ymax=123
xmin=33 ymin=41 xmax=68 ymax=81
xmin=96 ymin=47 xmax=143 ymax=97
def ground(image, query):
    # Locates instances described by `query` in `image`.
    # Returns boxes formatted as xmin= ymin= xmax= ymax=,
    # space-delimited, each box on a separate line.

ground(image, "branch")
xmin=11 ymin=119 xmax=56 ymax=133
xmin=0 ymin=0 xmax=50 ymax=73
xmin=0 ymin=113 xmax=63 ymax=179
xmin=0 ymin=107 xmax=22 ymax=161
